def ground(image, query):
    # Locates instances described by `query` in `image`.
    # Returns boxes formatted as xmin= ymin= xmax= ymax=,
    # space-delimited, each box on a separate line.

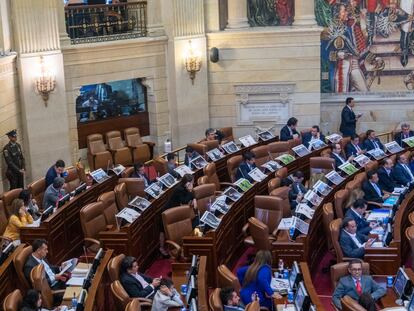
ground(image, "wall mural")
xmin=317 ymin=0 xmax=414 ymax=93
xmin=247 ymin=0 xmax=294 ymax=26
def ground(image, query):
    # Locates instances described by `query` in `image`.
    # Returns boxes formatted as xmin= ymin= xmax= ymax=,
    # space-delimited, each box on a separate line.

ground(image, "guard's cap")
xmin=6 ymin=130 xmax=17 ymax=137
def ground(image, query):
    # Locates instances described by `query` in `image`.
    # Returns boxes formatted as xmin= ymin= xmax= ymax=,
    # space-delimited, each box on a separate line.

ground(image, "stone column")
xmin=56 ymin=0 xmax=71 ymax=47
xmin=293 ymin=0 xmax=317 ymax=26
xmin=226 ymin=0 xmax=249 ymax=29
xmin=147 ymin=0 xmax=165 ymax=37
xmin=0 ymin=0 xmax=12 ymax=55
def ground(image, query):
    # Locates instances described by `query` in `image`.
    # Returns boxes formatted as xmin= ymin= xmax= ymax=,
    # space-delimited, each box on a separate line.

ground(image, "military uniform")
xmin=3 ymin=130 xmax=25 ymax=189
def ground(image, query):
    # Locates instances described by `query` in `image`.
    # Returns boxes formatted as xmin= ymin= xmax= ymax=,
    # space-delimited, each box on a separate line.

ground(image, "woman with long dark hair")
xmin=237 ymin=250 xmax=281 ymax=309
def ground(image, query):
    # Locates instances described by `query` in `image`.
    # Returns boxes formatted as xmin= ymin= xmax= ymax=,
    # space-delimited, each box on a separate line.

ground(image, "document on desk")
xmin=295 ymin=204 xmax=314 ymax=219
xmin=66 ymin=277 xmax=85 ymax=286
xmin=277 ymin=217 xmax=293 ymax=230
xmin=248 ymin=167 xmax=267 ymax=182
xmin=271 ymin=278 xmax=290 ymax=291
xmin=292 ymin=216 xmax=309 ymax=235
xmin=326 ymin=170 xmax=345 ymax=185
xmin=366 ymin=209 xmax=392 ymax=221
xmin=26 ymin=219 xmax=41 ymax=228
xmin=370 ymin=241 xmax=384 ymax=248
xmin=393 ymin=187 xmax=407 ymax=195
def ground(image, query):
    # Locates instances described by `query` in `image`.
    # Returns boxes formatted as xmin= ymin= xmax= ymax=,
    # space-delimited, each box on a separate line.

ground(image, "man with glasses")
xmin=332 ymin=259 xmax=386 ymax=310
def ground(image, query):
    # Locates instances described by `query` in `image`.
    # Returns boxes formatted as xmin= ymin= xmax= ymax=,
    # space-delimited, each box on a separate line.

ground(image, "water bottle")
xmin=289 ymin=227 xmax=295 ymax=239
xmin=287 ymin=289 xmax=294 ymax=303
xmin=164 ymin=139 xmax=172 ymax=153
xmin=71 ymin=293 xmax=78 ymax=309
xmin=278 ymin=259 xmax=284 ymax=277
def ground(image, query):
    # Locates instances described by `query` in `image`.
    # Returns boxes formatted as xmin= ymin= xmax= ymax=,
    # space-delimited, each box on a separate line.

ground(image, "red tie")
xmin=356 ymin=280 xmax=362 ymax=295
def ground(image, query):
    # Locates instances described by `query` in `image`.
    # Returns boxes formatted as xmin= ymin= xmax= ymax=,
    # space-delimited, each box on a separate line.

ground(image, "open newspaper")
xmin=128 ymin=196 xmax=151 ymax=212
xmin=385 ymin=141 xmax=404 ymax=154
xmin=222 ymin=141 xmax=240 ymax=154
xmin=190 ymin=155 xmax=209 ymax=169
xmin=248 ymin=167 xmax=267 ymax=182
xmin=326 ymin=170 xmax=345 ymax=185
xmin=303 ymin=190 xmax=323 ymax=206
xmin=291 ymin=216 xmax=309 ymax=235
xmin=308 ymin=139 xmax=327 ymax=150
xmin=277 ymin=217 xmax=293 ymax=230
xmin=353 ymin=154 xmax=371 ymax=167
xmin=258 ymin=131 xmax=275 ymax=141
xmin=157 ymin=173 xmax=177 ymax=188
xmin=200 ymin=211 xmax=221 ymax=230
xmin=326 ymin=133 xmax=343 ymax=143
xmin=295 ymin=203 xmax=315 ymax=219
xmin=174 ymin=165 xmax=193 ymax=177
xmin=90 ymin=168 xmax=110 ymax=183
xmin=261 ymin=160 xmax=282 ymax=172
xmin=110 ymin=164 xmax=126 ymax=176
xmin=223 ymin=187 xmax=242 ymax=201
xmin=403 ymin=136 xmax=414 ymax=147
xmin=367 ymin=148 xmax=386 ymax=160
xmin=234 ymin=178 xmax=253 ymax=192
xmin=312 ymin=180 xmax=333 ymax=196
xmin=116 ymin=207 xmax=140 ymax=226
xmin=239 ymin=135 xmax=257 ymax=147
xmin=292 ymin=144 xmax=311 ymax=157
xmin=210 ymin=196 xmax=229 ymax=215
xmin=206 ymin=148 xmax=225 ymax=161
xmin=144 ymin=182 xmax=164 ymax=199
xmin=338 ymin=162 xmax=358 ymax=176
xmin=276 ymin=153 xmax=295 ymax=165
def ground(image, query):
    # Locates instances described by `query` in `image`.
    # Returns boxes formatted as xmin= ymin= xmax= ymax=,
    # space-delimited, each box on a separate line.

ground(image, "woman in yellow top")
xmin=2 ymin=198 xmax=33 ymax=246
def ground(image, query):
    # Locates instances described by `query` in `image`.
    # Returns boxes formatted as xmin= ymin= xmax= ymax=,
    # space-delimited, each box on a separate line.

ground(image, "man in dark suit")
xmin=280 ymin=117 xmax=300 ymax=141
xmin=24 ymin=239 xmax=67 ymax=289
xmin=184 ymin=146 xmax=200 ymax=168
xmin=120 ymin=256 xmax=160 ymax=299
xmin=339 ymin=218 xmax=374 ymax=259
xmin=235 ymin=151 xmax=256 ymax=182
xmin=377 ymin=158 xmax=396 ymax=193
xmin=132 ymin=162 xmax=152 ymax=187
xmin=362 ymin=170 xmax=389 ymax=205
xmin=339 ymin=97 xmax=362 ymax=137
xmin=362 ymin=130 xmax=384 ymax=151
xmin=302 ymin=125 xmax=325 ymax=149
xmin=394 ymin=123 xmax=414 ymax=146
xmin=345 ymin=135 xmax=364 ymax=158
xmin=330 ymin=143 xmax=353 ymax=169
xmin=344 ymin=199 xmax=377 ymax=236
xmin=288 ymin=171 xmax=307 ymax=210
xmin=332 ymin=259 xmax=386 ymax=310
xmin=392 ymin=153 xmax=414 ymax=187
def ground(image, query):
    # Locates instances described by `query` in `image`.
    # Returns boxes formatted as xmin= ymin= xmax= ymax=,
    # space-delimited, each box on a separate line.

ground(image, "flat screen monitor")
xmin=75 ymin=183 xmax=87 ymax=195
xmin=408 ymin=293 xmax=414 ymax=311
xmin=58 ymin=193 xmax=70 ymax=208
xmin=186 ymin=275 xmax=196 ymax=304
xmin=394 ymin=268 xmax=410 ymax=299
xmin=82 ymin=268 xmax=94 ymax=290
xmin=0 ymin=243 xmax=15 ymax=265
xmin=289 ymin=261 xmax=301 ymax=290
xmin=75 ymin=289 xmax=87 ymax=311
xmin=383 ymin=223 xmax=392 ymax=246
xmin=189 ymin=298 xmax=198 ymax=311
xmin=294 ymin=282 xmax=310 ymax=311
xmin=188 ymin=255 xmax=198 ymax=278
xmin=91 ymin=248 xmax=104 ymax=272
xmin=41 ymin=205 xmax=54 ymax=221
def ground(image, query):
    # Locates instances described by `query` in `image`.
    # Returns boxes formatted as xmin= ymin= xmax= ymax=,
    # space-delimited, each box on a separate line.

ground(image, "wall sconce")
xmin=35 ymin=56 xmax=56 ymax=106
xmin=184 ymin=40 xmax=202 ymax=85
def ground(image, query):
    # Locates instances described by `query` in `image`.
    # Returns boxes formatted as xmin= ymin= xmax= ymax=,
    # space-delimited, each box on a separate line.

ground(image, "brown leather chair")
xmin=267 ymin=177 xmax=281 ymax=194
xmin=122 ymin=167 xmax=134 ymax=178
xmin=79 ymin=202 xmax=105 ymax=252
xmin=330 ymin=261 xmax=370 ymax=289
xmin=288 ymin=137 xmax=302 ymax=150
xmin=334 ymin=189 xmax=349 ymax=219
xmin=125 ymin=298 xmax=145 ymax=311
xmin=365 ymin=161 xmax=378 ymax=172
xmin=252 ymin=195 xmax=283 ymax=236
xmin=323 ymin=203 xmax=335 ymax=252
xmin=98 ymin=191 xmax=119 ymax=227
xmin=2 ymin=188 xmax=23 ymax=218
xmin=3 ymin=289 xmax=23 ymax=311
xmin=275 ymin=167 xmax=288 ymax=179
xmin=30 ymin=264 xmax=64 ymax=309
xmin=107 ymin=253 xmax=126 ymax=282
xmin=124 ymin=127 xmax=154 ymax=163
xmin=309 ymin=157 xmax=335 ymax=188
xmin=64 ymin=165 xmax=83 ymax=193
xmin=330 ymin=218 xmax=351 ymax=263
xmin=13 ymin=245 xmax=33 ymax=290
xmin=269 ymin=186 xmax=291 ymax=218
xmin=87 ymin=133 xmax=113 ymax=171
xmin=217 ymin=265 xmax=241 ymax=293
xmin=111 ymin=280 xmax=132 ymax=311
xmin=268 ymin=141 xmax=290 ymax=158
xmin=198 ymin=163 xmax=232 ymax=191
xmin=0 ymin=200 xmax=8 ymax=237
xmin=193 ymin=184 xmax=216 ymax=215
xmin=340 ymin=137 xmax=352 ymax=150
xmin=162 ymin=205 xmax=193 ymax=259
xmin=187 ymin=143 xmax=208 ymax=157
xmin=153 ymin=157 xmax=168 ymax=176
xmin=209 ymin=288 xmax=223 ymax=311
xmin=28 ymin=178 xmax=46 ymax=211
xmin=106 ymin=131 xmax=133 ymax=166
xmin=117 ymin=178 xmax=146 ymax=197
xmin=219 ymin=127 xmax=234 ymax=143
xmin=248 ymin=217 xmax=275 ymax=251
xmin=353 ymin=172 xmax=366 ymax=185
xmin=405 ymin=226 xmax=414 ymax=268
xmin=114 ymin=183 xmax=129 ymax=210
xmin=227 ymin=155 xmax=243 ymax=183
xmin=251 ymin=145 xmax=270 ymax=167
xmin=341 ymin=296 xmax=367 ymax=311
xmin=409 ymin=212 xmax=414 ymax=225
xmin=200 ymin=140 xmax=220 ymax=151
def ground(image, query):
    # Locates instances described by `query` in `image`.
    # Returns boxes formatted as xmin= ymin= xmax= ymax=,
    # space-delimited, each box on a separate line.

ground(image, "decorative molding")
xmin=0 ymin=54 xmax=16 ymax=77
xmin=173 ymin=0 xmax=205 ymax=37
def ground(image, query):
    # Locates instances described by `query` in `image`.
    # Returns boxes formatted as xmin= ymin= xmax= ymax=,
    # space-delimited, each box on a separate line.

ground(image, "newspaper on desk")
xmin=222 ymin=141 xmax=240 ymax=154
xmin=110 ymin=164 xmax=126 ymax=176
xmin=292 ymin=144 xmax=311 ymax=157
xmin=313 ymin=180 xmax=333 ymax=196
xmin=144 ymin=182 xmax=164 ymax=199
xmin=338 ymin=161 xmax=358 ymax=176
xmin=174 ymin=165 xmax=193 ymax=177
xmin=200 ymin=211 xmax=221 ymax=230
xmin=206 ymin=148 xmax=225 ymax=161
xmin=223 ymin=187 xmax=242 ymax=202
xmin=403 ymin=136 xmax=414 ymax=147
xmin=211 ymin=196 xmax=229 ymax=215
xmin=353 ymin=154 xmax=371 ymax=167
xmin=157 ymin=173 xmax=177 ymax=188
xmin=90 ymin=168 xmax=110 ymax=183
xmin=393 ymin=187 xmax=407 ymax=195
xmin=59 ymin=258 xmax=78 ymax=275
xmin=277 ymin=217 xmax=293 ymax=231
xmin=26 ymin=219 xmax=41 ymax=228
xmin=190 ymin=155 xmax=209 ymax=170
xmin=271 ymin=278 xmax=290 ymax=291
xmin=276 ymin=153 xmax=295 ymax=165
xmin=234 ymin=178 xmax=253 ymax=192
xmin=367 ymin=148 xmax=386 ymax=160
xmin=385 ymin=141 xmax=404 ymax=154
xmin=248 ymin=167 xmax=267 ymax=182
xmin=292 ymin=216 xmax=309 ymax=235
xmin=116 ymin=207 xmax=140 ymax=224
xmin=326 ymin=133 xmax=343 ymax=143
xmin=366 ymin=209 xmax=392 ymax=221
xmin=258 ymin=130 xmax=275 ymax=141
xmin=261 ymin=160 xmax=282 ymax=172
xmin=128 ymin=196 xmax=151 ymax=212
xmin=304 ymin=190 xmax=323 ymax=206
xmin=295 ymin=203 xmax=315 ymax=220
xmin=308 ymin=139 xmax=327 ymax=151
xmin=239 ymin=135 xmax=257 ymax=147
xmin=325 ymin=170 xmax=345 ymax=185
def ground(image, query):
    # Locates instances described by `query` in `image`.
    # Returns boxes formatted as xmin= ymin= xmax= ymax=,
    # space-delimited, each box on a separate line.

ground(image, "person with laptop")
xmin=42 ymin=177 xmax=66 ymax=210
xmin=332 ymin=259 xmax=386 ymax=310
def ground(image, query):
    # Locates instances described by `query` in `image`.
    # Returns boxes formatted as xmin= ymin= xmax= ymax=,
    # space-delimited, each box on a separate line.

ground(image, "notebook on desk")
xmin=276 ymin=304 xmax=295 ymax=311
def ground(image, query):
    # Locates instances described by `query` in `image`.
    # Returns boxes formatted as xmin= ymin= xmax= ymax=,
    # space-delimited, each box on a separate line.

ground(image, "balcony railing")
xmin=65 ymin=1 xmax=147 ymax=44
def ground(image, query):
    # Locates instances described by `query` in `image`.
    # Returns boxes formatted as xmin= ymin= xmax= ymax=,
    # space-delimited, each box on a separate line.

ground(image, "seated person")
xmin=330 ymin=143 xmax=353 ymax=169
xmin=344 ymin=199 xmax=378 ymax=236
xmin=204 ymin=128 xmax=219 ymax=142
xmin=339 ymin=218 xmax=374 ymax=259
xmin=362 ymin=130 xmax=384 ymax=151
xmin=19 ymin=189 xmax=40 ymax=221
xmin=24 ymin=239 xmax=67 ymax=289
xmin=119 ymin=256 xmax=160 ymax=299
xmin=362 ymin=170 xmax=389 ymax=205
xmin=151 ymin=278 xmax=183 ymax=311
xmin=235 ymin=151 xmax=256 ymax=182
xmin=45 ymin=160 xmax=67 ymax=188
xmin=184 ymin=146 xmax=199 ymax=167
xmin=280 ymin=117 xmax=300 ymax=142
xmin=394 ymin=123 xmax=414 ymax=146
xmin=332 ymin=259 xmax=386 ymax=310
xmin=358 ymin=293 xmax=377 ymax=311
xmin=131 ymin=163 xmax=151 ymax=187
xmin=43 ymin=177 xmax=66 ymax=210
xmin=19 ymin=289 xmax=42 ymax=311
xmin=288 ymin=171 xmax=307 ymax=210
xmin=220 ymin=287 xmax=245 ymax=311
xmin=345 ymin=135 xmax=364 ymax=158
xmin=302 ymin=125 xmax=325 ymax=149
xmin=377 ymin=158 xmax=396 ymax=193
xmin=392 ymin=153 xmax=414 ymax=187
xmin=237 ymin=250 xmax=281 ymax=309
xmin=166 ymin=153 xmax=179 ymax=178
xmin=2 ymin=199 xmax=33 ymax=246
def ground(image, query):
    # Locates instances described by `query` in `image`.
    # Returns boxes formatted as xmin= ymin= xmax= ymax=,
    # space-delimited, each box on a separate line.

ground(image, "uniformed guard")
xmin=3 ymin=129 xmax=25 ymax=189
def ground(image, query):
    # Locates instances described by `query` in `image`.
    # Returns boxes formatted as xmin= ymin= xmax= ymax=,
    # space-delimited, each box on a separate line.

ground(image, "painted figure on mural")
xmin=247 ymin=0 xmax=294 ymax=26
xmin=275 ymin=0 xmax=294 ymax=25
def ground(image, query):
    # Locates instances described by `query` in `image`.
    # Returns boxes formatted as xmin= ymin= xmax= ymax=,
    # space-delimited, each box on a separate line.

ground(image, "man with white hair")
xmin=394 ymin=123 xmax=414 ymax=146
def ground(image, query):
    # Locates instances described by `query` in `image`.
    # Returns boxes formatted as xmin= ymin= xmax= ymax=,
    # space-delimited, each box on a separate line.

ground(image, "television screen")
xmin=394 ymin=268 xmax=410 ymax=298
xmin=186 ymin=275 xmax=196 ymax=304
xmin=76 ymin=78 xmax=147 ymax=124
xmin=408 ymin=292 xmax=414 ymax=311
xmin=295 ymin=282 xmax=308 ymax=311
xmin=289 ymin=261 xmax=300 ymax=289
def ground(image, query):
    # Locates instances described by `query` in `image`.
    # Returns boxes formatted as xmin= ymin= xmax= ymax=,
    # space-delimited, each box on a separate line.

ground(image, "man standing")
xmin=332 ymin=259 xmax=386 ymax=310
xmin=340 ymin=97 xmax=362 ymax=137
xmin=3 ymin=130 xmax=25 ymax=190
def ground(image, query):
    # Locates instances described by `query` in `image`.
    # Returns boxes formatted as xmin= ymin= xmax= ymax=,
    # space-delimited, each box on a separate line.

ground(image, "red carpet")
xmin=145 ymin=258 xmax=173 ymax=279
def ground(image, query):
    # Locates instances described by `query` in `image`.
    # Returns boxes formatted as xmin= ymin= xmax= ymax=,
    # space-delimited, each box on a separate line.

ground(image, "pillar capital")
xmin=293 ymin=0 xmax=317 ymax=26
xmin=226 ymin=0 xmax=249 ymax=29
